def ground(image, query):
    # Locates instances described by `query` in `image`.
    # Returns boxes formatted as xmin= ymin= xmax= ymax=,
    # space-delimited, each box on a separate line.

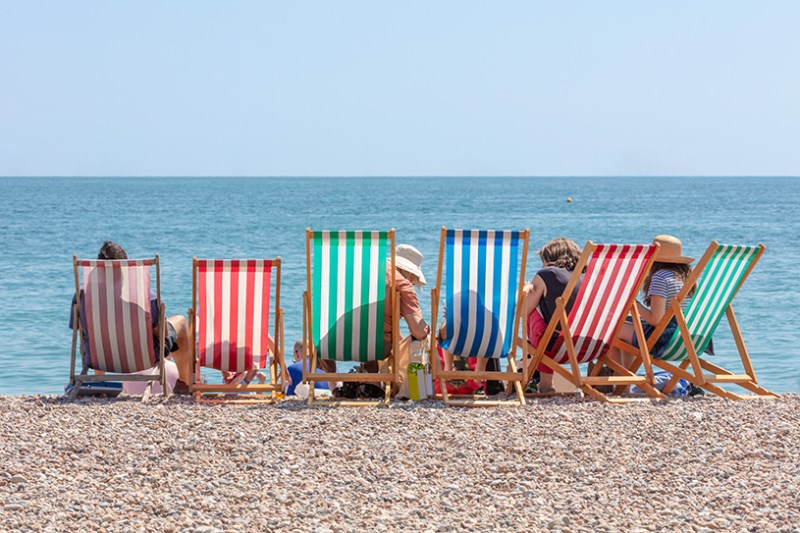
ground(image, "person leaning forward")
xmin=334 ymin=244 xmax=430 ymax=398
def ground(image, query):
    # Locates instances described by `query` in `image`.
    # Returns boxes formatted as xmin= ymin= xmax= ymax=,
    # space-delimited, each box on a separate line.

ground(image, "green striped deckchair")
xmin=302 ymin=229 xmax=398 ymax=406
xmin=643 ymin=241 xmax=778 ymax=399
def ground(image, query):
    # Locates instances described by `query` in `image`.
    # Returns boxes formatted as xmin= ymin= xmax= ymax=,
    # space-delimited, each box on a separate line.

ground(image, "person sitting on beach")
xmin=607 ymin=235 xmax=700 ymax=386
xmin=286 ymin=339 xmax=329 ymax=397
xmin=522 ymin=237 xmax=584 ymax=393
xmin=334 ymin=244 xmax=430 ymax=398
xmin=69 ymin=241 xmax=195 ymax=393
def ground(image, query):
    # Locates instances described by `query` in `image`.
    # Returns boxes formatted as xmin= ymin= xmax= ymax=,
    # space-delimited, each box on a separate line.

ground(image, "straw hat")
xmin=394 ymin=244 xmax=427 ymax=286
xmin=652 ymin=235 xmax=694 ymax=264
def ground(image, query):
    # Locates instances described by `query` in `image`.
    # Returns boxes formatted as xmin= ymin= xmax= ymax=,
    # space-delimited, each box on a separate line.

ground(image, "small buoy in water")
xmin=566 ymin=197 xmax=572 ymax=203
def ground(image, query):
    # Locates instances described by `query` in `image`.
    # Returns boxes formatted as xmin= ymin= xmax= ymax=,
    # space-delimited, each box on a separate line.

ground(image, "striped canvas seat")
xmin=191 ymin=258 xmax=286 ymax=403
xmin=79 ymin=259 xmax=158 ymax=373
xmin=195 ymin=259 xmax=273 ymax=372
xmin=522 ymin=242 xmax=666 ymax=403
xmin=431 ymin=228 xmax=530 ymax=406
xmin=658 ymin=245 xmax=760 ymax=362
xmin=548 ymin=244 xmax=657 ymax=364
xmin=440 ymin=229 xmax=525 ymax=359
xmin=641 ymin=242 xmax=778 ymax=400
xmin=303 ymin=229 xmax=397 ymax=406
xmin=311 ymin=230 xmax=390 ymax=362
xmin=69 ymin=256 xmax=167 ymax=400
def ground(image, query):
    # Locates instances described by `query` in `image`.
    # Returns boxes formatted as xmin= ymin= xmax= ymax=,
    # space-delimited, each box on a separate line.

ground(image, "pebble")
xmin=0 ymin=395 xmax=799 ymax=530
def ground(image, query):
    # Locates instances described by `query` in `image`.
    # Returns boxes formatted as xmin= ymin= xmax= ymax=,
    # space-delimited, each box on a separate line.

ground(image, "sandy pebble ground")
xmin=1 ymin=394 xmax=799 ymax=533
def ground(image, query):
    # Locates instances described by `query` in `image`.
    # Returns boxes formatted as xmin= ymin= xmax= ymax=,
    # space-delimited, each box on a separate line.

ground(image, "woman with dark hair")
xmin=523 ymin=237 xmax=584 ymax=393
xmin=607 ymin=235 xmax=698 ymax=384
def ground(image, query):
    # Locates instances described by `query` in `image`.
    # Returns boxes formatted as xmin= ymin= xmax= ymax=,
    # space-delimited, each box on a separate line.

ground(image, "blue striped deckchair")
xmin=302 ymin=229 xmax=397 ymax=406
xmin=430 ymin=228 xmax=530 ymax=406
xmin=634 ymin=242 xmax=778 ymax=399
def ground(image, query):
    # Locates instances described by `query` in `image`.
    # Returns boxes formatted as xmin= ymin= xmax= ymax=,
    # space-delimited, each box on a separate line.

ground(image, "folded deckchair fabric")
xmin=431 ymin=228 xmax=530 ymax=406
xmin=312 ymin=230 xmax=389 ymax=362
xmin=191 ymin=258 xmax=286 ymax=403
xmin=641 ymin=242 xmax=779 ymax=399
xmin=523 ymin=242 xmax=665 ymax=403
xmin=304 ymin=229 xmax=397 ymax=406
xmin=69 ymin=257 xmax=166 ymax=400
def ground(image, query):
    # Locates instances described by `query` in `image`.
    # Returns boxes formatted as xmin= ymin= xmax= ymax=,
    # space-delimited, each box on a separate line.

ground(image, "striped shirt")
xmin=647 ymin=269 xmax=687 ymax=310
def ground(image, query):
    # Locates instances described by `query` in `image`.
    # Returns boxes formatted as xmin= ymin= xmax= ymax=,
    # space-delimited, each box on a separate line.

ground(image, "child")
xmin=608 ymin=234 xmax=696 ymax=373
xmin=524 ymin=237 xmax=584 ymax=393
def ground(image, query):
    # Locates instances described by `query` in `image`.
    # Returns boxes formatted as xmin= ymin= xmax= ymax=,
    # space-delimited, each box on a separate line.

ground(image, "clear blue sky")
xmin=1 ymin=1 xmax=798 ymax=177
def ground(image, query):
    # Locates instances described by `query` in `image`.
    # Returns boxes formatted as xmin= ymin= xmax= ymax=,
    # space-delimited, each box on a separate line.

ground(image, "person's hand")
xmin=523 ymin=282 xmax=534 ymax=294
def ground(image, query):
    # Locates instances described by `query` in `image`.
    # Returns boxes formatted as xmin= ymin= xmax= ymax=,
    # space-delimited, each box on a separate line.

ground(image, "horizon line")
xmin=2 ymin=175 xmax=800 ymax=179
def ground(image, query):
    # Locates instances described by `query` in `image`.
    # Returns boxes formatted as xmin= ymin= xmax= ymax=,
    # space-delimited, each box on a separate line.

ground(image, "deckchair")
xmin=627 ymin=242 xmax=778 ymax=400
xmin=69 ymin=256 xmax=167 ymax=400
xmin=190 ymin=258 xmax=286 ymax=403
xmin=303 ymin=229 xmax=397 ymax=406
xmin=430 ymin=228 xmax=530 ymax=407
xmin=522 ymin=242 xmax=665 ymax=403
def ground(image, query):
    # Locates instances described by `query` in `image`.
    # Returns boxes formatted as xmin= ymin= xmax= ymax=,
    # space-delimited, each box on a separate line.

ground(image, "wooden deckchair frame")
xmin=429 ymin=227 xmax=530 ymax=407
xmin=521 ymin=242 xmax=666 ymax=403
xmin=69 ymin=255 xmax=167 ymax=401
xmin=189 ymin=257 xmax=286 ymax=404
xmin=303 ymin=229 xmax=398 ymax=406
xmin=623 ymin=242 xmax=778 ymax=400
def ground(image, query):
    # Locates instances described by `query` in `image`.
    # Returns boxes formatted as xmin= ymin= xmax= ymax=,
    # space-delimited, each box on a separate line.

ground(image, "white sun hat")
xmin=393 ymin=244 xmax=427 ymax=286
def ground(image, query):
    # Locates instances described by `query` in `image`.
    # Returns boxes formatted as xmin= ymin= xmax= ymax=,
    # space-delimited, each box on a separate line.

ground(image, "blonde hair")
xmin=537 ymin=238 xmax=581 ymax=271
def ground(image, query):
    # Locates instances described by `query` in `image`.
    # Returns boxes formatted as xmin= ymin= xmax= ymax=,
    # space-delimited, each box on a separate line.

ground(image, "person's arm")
xmin=637 ymin=295 xmax=666 ymax=326
xmin=524 ymin=275 xmax=546 ymax=318
xmin=404 ymin=314 xmax=430 ymax=341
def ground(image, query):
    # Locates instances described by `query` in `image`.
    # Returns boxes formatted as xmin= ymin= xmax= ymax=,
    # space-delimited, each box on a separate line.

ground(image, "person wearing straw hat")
xmin=608 ymin=235 xmax=702 ymax=383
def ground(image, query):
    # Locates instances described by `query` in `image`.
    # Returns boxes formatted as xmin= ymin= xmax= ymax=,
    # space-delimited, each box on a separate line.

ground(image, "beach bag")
xmin=407 ymin=362 xmax=434 ymax=400
xmin=394 ymin=338 xmax=424 ymax=399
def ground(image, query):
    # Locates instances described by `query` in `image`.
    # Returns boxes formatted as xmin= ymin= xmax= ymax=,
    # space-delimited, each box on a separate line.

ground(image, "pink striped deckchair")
xmin=522 ymin=242 xmax=665 ymax=402
xmin=69 ymin=256 xmax=166 ymax=399
xmin=190 ymin=258 xmax=286 ymax=403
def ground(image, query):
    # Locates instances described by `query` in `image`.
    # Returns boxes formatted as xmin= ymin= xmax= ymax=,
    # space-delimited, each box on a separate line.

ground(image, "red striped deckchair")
xmin=522 ymin=242 xmax=665 ymax=402
xmin=69 ymin=256 xmax=166 ymax=399
xmin=303 ymin=229 xmax=397 ymax=406
xmin=430 ymin=228 xmax=530 ymax=406
xmin=190 ymin=258 xmax=286 ymax=403
xmin=625 ymin=242 xmax=779 ymax=400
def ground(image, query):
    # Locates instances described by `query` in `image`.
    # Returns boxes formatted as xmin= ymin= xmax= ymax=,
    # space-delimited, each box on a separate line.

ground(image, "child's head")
xmin=537 ymin=238 xmax=581 ymax=271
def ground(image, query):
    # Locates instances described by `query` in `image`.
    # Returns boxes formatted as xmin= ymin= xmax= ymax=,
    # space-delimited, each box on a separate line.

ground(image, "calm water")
xmin=1 ymin=177 xmax=798 ymax=394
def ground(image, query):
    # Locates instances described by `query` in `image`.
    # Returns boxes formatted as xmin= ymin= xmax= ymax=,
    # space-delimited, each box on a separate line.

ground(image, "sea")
xmin=0 ymin=176 xmax=798 ymax=395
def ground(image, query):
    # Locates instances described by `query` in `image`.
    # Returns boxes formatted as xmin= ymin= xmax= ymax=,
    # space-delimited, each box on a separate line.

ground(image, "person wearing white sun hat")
xmin=383 ymin=244 xmax=430 ymax=351
xmin=341 ymin=244 xmax=431 ymax=399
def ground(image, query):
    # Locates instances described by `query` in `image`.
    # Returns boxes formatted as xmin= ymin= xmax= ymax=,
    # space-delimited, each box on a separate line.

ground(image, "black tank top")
xmin=537 ymin=266 xmax=582 ymax=323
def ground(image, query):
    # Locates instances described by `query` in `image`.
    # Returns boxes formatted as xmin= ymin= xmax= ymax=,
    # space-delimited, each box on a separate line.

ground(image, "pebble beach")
xmin=1 ymin=395 xmax=799 ymax=532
